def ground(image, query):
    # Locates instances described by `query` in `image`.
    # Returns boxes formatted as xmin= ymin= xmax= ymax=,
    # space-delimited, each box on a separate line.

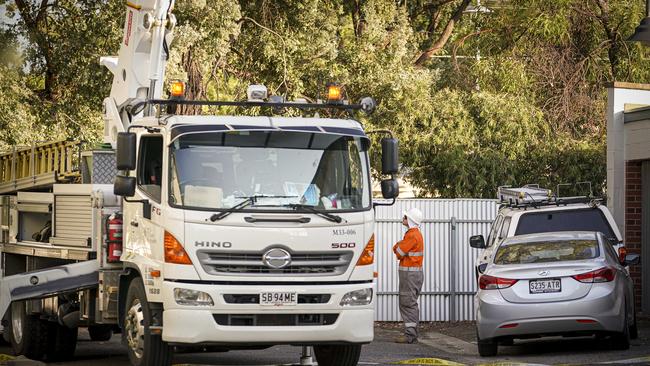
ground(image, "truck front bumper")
xmin=160 ymin=280 xmax=375 ymax=345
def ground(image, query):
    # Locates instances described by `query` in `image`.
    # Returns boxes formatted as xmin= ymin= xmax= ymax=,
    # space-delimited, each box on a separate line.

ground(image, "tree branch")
xmin=414 ymin=0 xmax=471 ymax=67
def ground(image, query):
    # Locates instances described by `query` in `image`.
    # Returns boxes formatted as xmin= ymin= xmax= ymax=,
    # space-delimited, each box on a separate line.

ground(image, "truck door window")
xmin=137 ymin=135 xmax=163 ymax=202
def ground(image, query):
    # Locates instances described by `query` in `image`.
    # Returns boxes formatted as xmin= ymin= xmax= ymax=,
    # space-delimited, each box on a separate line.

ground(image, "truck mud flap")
xmin=0 ymin=260 xmax=99 ymax=320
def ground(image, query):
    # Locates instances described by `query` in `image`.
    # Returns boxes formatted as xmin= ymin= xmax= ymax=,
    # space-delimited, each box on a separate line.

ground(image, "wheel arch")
xmin=117 ymin=265 xmax=141 ymax=329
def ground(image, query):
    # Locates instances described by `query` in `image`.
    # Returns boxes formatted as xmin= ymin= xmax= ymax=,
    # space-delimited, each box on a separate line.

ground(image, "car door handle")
xmin=130 ymin=220 xmax=139 ymax=227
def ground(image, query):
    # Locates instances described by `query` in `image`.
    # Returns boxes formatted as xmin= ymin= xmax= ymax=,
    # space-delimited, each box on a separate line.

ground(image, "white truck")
xmin=0 ymin=1 xmax=400 ymax=365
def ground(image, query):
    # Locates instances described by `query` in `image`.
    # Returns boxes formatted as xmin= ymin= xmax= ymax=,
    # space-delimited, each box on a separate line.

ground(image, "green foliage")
xmin=1 ymin=0 xmax=647 ymax=197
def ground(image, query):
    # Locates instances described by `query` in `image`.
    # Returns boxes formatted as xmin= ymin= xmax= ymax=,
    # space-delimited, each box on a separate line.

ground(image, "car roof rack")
xmin=497 ymin=183 xmax=602 ymax=209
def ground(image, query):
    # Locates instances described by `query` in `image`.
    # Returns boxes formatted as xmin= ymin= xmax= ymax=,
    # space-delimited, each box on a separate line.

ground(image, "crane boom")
xmin=100 ymin=0 xmax=176 ymax=145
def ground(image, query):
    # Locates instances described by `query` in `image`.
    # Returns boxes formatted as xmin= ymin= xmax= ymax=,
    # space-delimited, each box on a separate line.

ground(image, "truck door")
xmin=123 ymin=135 xmax=165 ymax=262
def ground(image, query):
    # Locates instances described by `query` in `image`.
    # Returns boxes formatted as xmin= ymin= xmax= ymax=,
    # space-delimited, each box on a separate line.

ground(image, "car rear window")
xmin=514 ymin=209 xmax=616 ymax=239
xmin=494 ymin=240 xmax=600 ymax=265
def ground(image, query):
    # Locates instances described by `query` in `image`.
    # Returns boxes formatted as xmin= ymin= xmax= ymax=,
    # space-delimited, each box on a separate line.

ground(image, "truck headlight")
xmin=340 ymin=288 xmax=373 ymax=306
xmin=173 ymin=288 xmax=214 ymax=306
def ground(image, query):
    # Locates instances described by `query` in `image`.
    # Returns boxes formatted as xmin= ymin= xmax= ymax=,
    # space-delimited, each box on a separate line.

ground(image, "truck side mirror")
xmin=381 ymin=179 xmax=399 ymax=199
xmin=114 ymin=175 xmax=136 ymax=197
xmin=470 ymin=235 xmax=486 ymax=249
xmin=116 ymin=132 xmax=137 ymax=170
xmin=381 ymin=138 xmax=398 ymax=175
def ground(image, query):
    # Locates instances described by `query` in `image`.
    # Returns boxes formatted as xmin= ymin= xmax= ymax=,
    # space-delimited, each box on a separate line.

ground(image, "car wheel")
xmin=123 ymin=278 xmax=172 ymax=366
xmin=630 ymin=306 xmax=638 ymax=340
xmin=313 ymin=344 xmax=362 ymax=366
xmin=476 ymin=330 xmax=497 ymax=357
xmin=611 ymin=307 xmax=630 ymax=350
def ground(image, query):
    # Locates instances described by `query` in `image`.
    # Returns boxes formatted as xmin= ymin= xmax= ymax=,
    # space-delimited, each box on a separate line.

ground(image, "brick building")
xmin=607 ymin=82 xmax=650 ymax=312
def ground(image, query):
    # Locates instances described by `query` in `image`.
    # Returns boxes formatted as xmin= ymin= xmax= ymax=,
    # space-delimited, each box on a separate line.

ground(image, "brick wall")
xmin=625 ymin=160 xmax=643 ymax=310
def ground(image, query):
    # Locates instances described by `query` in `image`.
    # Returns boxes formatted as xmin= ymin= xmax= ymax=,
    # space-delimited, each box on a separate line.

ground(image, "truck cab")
xmin=112 ymin=112 xmax=396 ymax=366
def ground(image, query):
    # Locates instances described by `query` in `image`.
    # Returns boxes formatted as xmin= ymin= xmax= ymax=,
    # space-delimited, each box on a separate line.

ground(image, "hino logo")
xmin=262 ymin=248 xmax=292 ymax=269
xmin=195 ymin=241 xmax=232 ymax=248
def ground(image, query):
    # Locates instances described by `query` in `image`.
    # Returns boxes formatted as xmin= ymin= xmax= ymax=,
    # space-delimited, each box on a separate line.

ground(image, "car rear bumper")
xmin=160 ymin=280 xmax=375 ymax=345
xmin=476 ymin=286 xmax=624 ymax=340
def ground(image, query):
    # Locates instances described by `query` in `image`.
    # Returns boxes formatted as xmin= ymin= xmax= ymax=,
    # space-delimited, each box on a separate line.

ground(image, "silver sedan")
xmin=475 ymin=231 xmax=640 ymax=357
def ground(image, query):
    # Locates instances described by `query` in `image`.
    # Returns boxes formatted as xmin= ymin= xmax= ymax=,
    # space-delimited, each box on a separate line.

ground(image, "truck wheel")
xmin=9 ymin=302 xmax=48 ymax=360
xmin=46 ymin=322 xmax=78 ymax=361
xmin=124 ymin=278 xmax=172 ymax=366
xmin=89 ymin=324 xmax=113 ymax=341
xmin=313 ymin=344 xmax=361 ymax=366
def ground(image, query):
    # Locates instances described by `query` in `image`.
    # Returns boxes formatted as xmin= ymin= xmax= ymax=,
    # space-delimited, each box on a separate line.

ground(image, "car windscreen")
xmin=514 ymin=209 xmax=617 ymax=240
xmin=494 ymin=240 xmax=600 ymax=265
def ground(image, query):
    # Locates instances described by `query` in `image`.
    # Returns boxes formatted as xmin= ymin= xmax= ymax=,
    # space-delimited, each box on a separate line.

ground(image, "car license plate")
xmin=529 ymin=279 xmax=561 ymax=294
xmin=260 ymin=292 xmax=297 ymax=306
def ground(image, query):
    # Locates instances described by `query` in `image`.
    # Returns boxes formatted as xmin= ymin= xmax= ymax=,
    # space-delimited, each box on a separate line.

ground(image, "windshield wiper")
xmin=285 ymin=204 xmax=344 ymax=223
xmin=209 ymin=195 xmax=298 ymax=222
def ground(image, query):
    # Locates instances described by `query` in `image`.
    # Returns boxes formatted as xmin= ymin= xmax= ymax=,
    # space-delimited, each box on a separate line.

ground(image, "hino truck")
xmin=0 ymin=1 xmax=399 ymax=365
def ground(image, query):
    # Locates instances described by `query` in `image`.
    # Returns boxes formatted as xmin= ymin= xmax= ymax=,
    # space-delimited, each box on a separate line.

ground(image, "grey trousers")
xmin=398 ymin=269 xmax=424 ymax=340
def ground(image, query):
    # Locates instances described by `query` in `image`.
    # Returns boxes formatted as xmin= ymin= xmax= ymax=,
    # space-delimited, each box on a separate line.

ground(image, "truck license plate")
xmin=529 ymin=279 xmax=561 ymax=294
xmin=260 ymin=292 xmax=297 ymax=306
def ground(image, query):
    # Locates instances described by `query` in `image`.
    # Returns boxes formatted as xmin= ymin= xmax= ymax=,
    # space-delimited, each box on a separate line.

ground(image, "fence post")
xmin=450 ymin=216 xmax=457 ymax=322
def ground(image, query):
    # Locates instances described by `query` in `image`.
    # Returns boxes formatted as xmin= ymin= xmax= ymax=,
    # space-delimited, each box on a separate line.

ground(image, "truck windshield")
xmin=169 ymin=131 xmax=371 ymax=211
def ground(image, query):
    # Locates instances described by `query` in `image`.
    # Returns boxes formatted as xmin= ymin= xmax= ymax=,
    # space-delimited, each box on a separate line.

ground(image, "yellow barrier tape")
xmin=394 ymin=358 xmax=466 ymax=366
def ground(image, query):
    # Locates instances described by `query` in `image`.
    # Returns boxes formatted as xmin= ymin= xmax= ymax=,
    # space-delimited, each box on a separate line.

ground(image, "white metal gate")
xmin=374 ymin=199 xmax=497 ymax=321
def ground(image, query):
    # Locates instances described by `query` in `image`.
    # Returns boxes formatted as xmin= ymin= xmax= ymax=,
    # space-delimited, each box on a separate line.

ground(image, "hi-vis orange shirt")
xmin=392 ymin=228 xmax=424 ymax=268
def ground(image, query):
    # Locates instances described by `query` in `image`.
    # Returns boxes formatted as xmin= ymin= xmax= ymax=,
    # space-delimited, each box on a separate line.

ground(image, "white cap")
xmin=404 ymin=207 xmax=423 ymax=225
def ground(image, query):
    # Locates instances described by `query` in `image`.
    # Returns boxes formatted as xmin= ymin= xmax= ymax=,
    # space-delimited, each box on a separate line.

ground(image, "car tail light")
xmin=572 ymin=267 xmax=615 ymax=283
xmin=479 ymin=275 xmax=518 ymax=290
xmin=618 ymin=246 xmax=627 ymax=264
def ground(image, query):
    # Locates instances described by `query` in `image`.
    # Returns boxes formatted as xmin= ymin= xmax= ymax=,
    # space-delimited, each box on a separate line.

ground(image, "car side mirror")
xmin=470 ymin=235 xmax=486 ymax=249
xmin=381 ymin=138 xmax=398 ymax=175
xmin=380 ymin=179 xmax=399 ymax=199
xmin=114 ymin=175 xmax=136 ymax=197
xmin=116 ymin=132 xmax=137 ymax=170
xmin=624 ymin=253 xmax=640 ymax=267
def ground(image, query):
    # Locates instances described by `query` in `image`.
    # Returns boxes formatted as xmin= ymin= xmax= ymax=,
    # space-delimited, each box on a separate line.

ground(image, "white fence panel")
xmin=374 ymin=199 xmax=497 ymax=321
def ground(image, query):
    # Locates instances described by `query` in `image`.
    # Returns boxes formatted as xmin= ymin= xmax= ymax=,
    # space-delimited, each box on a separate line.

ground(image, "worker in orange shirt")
xmin=393 ymin=207 xmax=424 ymax=344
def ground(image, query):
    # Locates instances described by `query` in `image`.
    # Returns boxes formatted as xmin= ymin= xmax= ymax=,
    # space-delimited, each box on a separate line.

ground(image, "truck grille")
xmin=213 ymin=313 xmax=339 ymax=326
xmin=197 ymin=250 xmax=353 ymax=276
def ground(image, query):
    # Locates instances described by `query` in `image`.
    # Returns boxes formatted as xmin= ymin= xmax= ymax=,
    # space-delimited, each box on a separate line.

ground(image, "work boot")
xmin=394 ymin=335 xmax=418 ymax=344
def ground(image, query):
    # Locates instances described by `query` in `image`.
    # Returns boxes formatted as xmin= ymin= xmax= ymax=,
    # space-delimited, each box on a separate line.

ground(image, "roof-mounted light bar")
xmin=146 ymin=96 xmax=377 ymax=115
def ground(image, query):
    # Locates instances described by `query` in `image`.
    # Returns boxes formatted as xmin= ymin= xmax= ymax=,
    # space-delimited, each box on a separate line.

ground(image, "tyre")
xmin=477 ymin=339 xmax=498 ymax=357
xmin=46 ymin=322 xmax=78 ymax=361
xmin=123 ymin=278 xmax=172 ymax=366
xmin=476 ymin=330 xmax=497 ymax=357
xmin=630 ymin=307 xmax=638 ymax=340
xmin=89 ymin=324 xmax=113 ymax=342
xmin=9 ymin=302 xmax=49 ymax=360
xmin=313 ymin=344 xmax=362 ymax=366
xmin=610 ymin=308 xmax=630 ymax=350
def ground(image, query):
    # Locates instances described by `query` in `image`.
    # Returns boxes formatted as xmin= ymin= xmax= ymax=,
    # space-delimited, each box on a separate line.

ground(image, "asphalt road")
xmin=3 ymin=322 xmax=650 ymax=365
